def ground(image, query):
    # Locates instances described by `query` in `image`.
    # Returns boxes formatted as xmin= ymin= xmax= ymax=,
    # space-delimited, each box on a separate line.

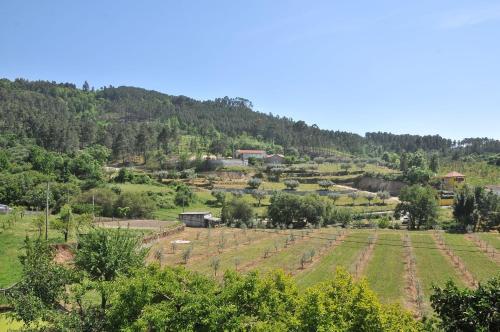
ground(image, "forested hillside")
xmin=1 ymin=78 xmax=499 ymax=160
xmin=0 ymin=79 xmax=366 ymax=157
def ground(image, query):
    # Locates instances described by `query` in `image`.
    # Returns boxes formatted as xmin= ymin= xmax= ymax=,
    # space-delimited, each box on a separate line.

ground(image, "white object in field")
xmin=171 ymin=240 xmax=191 ymax=244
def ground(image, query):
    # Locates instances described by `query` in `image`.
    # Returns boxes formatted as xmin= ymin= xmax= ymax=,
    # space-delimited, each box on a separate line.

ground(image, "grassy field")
xmin=0 ymin=213 xmax=166 ymax=290
xmin=477 ymin=232 xmax=500 ymax=249
xmin=442 ymin=233 xmax=499 ymax=282
xmin=115 ymin=182 xmax=173 ymax=194
xmin=0 ymin=215 xmax=64 ymax=289
xmin=247 ymin=228 xmax=337 ymax=275
xmin=409 ymin=233 xmax=465 ymax=297
xmin=364 ymin=233 xmax=406 ymax=304
xmin=295 ymin=232 xmax=370 ymax=288
xmin=1 ymin=220 xmax=498 ymax=319
xmin=149 ymin=227 xmax=499 ymax=314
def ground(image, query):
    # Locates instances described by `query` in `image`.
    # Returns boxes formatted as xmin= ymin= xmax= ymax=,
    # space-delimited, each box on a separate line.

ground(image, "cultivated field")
xmin=149 ymin=227 xmax=500 ymax=315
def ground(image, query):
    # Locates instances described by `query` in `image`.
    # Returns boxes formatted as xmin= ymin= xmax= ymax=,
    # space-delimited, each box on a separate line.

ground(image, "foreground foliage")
xmin=431 ymin=277 xmax=499 ymax=332
xmin=6 ymin=229 xmax=425 ymax=331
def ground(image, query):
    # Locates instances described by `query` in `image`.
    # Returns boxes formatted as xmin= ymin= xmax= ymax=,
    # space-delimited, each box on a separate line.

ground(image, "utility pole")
xmin=45 ymin=181 xmax=49 ymax=240
xmin=92 ymin=194 xmax=95 ymax=221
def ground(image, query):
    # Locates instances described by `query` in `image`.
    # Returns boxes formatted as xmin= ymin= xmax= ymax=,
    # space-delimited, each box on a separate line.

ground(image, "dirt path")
xmin=351 ymin=233 xmax=378 ymax=279
xmin=97 ymin=219 xmax=175 ymax=229
xmin=334 ymin=184 xmax=400 ymax=203
xmin=402 ymin=233 xmax=425 ymax=317
xmin=432 ymin=232 xmax=477 ymax=288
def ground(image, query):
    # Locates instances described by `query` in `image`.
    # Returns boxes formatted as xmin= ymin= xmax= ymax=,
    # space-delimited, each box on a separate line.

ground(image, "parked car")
xmin=0 ymin=204 xmax=12 ymax=214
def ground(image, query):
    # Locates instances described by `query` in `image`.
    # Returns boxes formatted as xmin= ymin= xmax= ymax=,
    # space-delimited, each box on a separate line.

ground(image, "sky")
xmin=1 ymin=0 xmax=499 ymax=140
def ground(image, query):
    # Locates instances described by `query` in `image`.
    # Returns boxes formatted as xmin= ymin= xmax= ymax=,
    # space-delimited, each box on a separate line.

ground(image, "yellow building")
xmin=438 ymin=191 xmax=455 ymax=206
xmin=442 ymin=171 xmax=465 ymax=190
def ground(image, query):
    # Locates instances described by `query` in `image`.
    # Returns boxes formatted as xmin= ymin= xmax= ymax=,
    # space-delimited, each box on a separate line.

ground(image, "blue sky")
xmin=1 ymin=1 xmax=499 ymax=139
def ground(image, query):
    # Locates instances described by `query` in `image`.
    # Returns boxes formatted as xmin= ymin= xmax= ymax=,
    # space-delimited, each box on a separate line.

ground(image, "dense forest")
xmin=1 ymin=78 xmax=499 ymax=160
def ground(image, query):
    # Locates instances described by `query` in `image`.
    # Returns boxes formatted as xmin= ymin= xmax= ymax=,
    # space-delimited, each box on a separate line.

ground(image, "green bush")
xmin=221 ymin=198 xmax=254 ymax=227
xmin=114 ymin=192 xmax=156 ymax=219
xmin=75 ymin=188 xmax=118 ymax=217
xmin=247 ymin=177 xmax=262 ymax=189
xmin=377 ymin=216 xmax=390 ymax=229
xmin=174 ymin=184 xmax=194 ymax=207
xmin=284 ymin=179 xmax=299 ymax=190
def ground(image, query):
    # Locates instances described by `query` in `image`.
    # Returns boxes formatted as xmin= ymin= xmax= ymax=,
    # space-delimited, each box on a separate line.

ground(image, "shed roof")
xmin=236 ymin=149 xmax=266 ymax=154
xmin=443 ymin=171 xmax=465 ymax=178
xmin=179 ymin=211 xmax=211 ymax=215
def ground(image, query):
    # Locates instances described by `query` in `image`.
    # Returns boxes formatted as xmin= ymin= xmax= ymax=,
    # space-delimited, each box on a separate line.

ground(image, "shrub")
xmin=211 ymin=189 xmax=227 ymax=206
xmin=75 ymin=188 xmax=118 ymax=217
xmin=377 ymin=190 xmax=390 ymax=205
xmin=110 ymin=185 xmax=122 ymax=195
xmin=251 ymin=189 xmax=266 ymax=207
xmin=284 ymin=180 xmax=299 ymax=190
xmin=378 ymin=216 xmax=390 ymax=229
xmin=147 ymin=191 xmax=175 ymax=209
xmin=221 ymin=198 xmax=254 ymax=227
xmin=318 ymin=180 xmax=334 ymax=190
xmin=115 ymin=168 xmax=134 ymax=183
xmin=174 ymin=184 xmax=194 ymax=207
xmin=114 ymin=192 xmax=156 ymax=219
xmin=324 ymin=207 xmax=352 ymax=227
xmin=431 ymin=276 xmax=500 ymax=331
xmin=180 ymin=169 xmax=197 ymax=180
xmin=247 ymin=177 xmax=262 ymax=189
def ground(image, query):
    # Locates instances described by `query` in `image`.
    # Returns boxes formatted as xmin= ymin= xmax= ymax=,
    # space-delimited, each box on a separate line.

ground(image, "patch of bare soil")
xmin=402 ymin=234 xmax=425 ymax=317
xmin=97 ymin=219 xmax=171 ymax=229
xmin=53 ymin=244 xmax=74 ymax=264
xmin=432 ymin=232 xmax=477 ymax=288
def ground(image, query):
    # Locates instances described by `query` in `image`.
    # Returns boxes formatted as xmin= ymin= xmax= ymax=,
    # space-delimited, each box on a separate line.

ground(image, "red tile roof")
xmin=236 ymin=150 xmax=266 ymax=154
xmin=444 ymin=171 xmax=465 ymax=178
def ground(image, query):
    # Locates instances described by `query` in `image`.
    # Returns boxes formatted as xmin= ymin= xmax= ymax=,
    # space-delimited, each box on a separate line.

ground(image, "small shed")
xmin=179 ymin=212 xmax=221 ymax=228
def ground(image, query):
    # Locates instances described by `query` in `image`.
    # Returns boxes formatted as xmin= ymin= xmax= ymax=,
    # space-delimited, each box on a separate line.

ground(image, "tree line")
xmin=2 ymin=78 xmax=498 ymax=163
